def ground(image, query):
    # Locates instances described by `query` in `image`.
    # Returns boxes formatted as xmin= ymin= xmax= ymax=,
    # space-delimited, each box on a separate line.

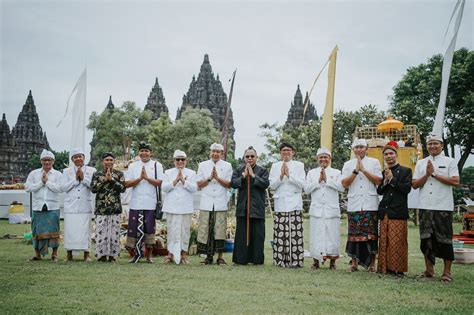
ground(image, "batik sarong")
xmin=310 ymin=216 xmax=340 ymax=262
xmin=419 ymin=209 xmax=454 ymax=264
xmin=273 ymin=210 xmax=304 ymax=268
xmin=233 ymin=217 xmax=265 ymax=265
xmin=167 ymin=213 xmax=192 ymax=264
xmin=64 ymin=212 xmax=92 ymax=251
xmin=345 ymin=211 xmax=378 ymax=268
xmin=197 ymin=210 xmax=227 ymax=256
xmin=126 ymin=209 xmax=156 ymax=262
xmin=95 ymin=214 xmax=121 ymax=258
xmin=377 ymin=214 xmax=408 ymax=273
xmin=32 ymin=210 xmax=60 ymax=256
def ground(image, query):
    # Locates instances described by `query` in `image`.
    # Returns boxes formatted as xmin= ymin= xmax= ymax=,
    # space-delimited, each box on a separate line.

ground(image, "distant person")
xmin=91 ymin=152 xmax=126 ymax=262
xmin=305 ymin=147 xmax=344 ymax=270
xmin=377 ymin=141 xmax=412 ymax=277
xmin=231 ymin=146 xmax=269 ymax=265
xmin=162 ymin=150 xmax=197 ymax=265
xmin=269 ymin=142 xmax=306 ymax=268
xmin=196 ymin=143 xmax=233 ymax=265
xmin=125 ymin=142 xmax=163 ymax=263
xmin=25 ymin=149 xmax=63 ymax=262
xmin=412 ymin=134 xmax=459 ymax=283
xmin=62 ymin=148 xmax=96 ymax=262
xmin=341 ymin=139 xmax=382 ymax=272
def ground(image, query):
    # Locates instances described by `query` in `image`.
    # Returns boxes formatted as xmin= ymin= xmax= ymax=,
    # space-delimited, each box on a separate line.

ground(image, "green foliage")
xmin=87 ymin=101 xmax=153 ymax=168
xmin=28 ymin=150 xmax=70 ymax=172
xmin=148 ymin=108 xmax=220 ymax=170
xmin=389 ymin=48 xmax=474 ymax=169
xmin=460 ymin=166 xmax=474 ymax=185
xmin=259 ymin=105 xmax=385 ymax=170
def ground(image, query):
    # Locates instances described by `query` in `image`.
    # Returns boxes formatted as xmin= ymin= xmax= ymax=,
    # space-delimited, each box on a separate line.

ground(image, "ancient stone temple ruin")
xmin=285 ymin=85 xmax=318 ymax=128
xmin=144 ymin=77 xmax=169 ymax=120
xmin=0 ymin=91 xmax=50 ymax=182
xmin=177 ymin=54 xmax=235 ymax=145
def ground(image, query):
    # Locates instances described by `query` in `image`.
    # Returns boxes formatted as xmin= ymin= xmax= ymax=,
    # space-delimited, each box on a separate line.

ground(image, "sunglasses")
xmin=175 ymin=158 xmax=186 ymax=162
xmin=245 ymin=155 xmax=255 ymax=158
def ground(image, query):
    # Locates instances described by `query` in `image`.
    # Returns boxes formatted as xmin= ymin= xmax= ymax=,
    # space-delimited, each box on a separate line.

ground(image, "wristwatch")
xmin=207 ymin=178 xmax=212 ymax=182
xmin=352 ymin=169 xmax=359 ymax=175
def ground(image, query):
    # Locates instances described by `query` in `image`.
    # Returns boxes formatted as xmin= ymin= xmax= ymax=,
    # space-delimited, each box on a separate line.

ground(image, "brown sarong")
xmin=377 ymin=214 xmax=408 ymax=273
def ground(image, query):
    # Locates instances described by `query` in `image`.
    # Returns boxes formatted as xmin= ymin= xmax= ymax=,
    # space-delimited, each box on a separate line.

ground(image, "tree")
xmin=28 ymin=150 xmax=70 ymax=172
xmin=259 ymin=105 xmax=385 ymax=171
xmin=87 ymin=101 xmax=153 ymax=168
xmin=390 ymin=48 xmax=473 ymax=170
xmin=148 ymin=108 xmax=221 ymax=170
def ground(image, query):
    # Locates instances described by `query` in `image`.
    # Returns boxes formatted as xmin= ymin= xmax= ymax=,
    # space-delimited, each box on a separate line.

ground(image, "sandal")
xmin=30 ymin=256 xmax=42 ymax=261
xmin=347 ymin=265 xmax=358 ymax=273
xmin=200 ymin=257 xmax=213 ymax=265
xmin=51 ymin=256 xmax=59 ymax=263
xmin=216 ymin=258 xmax=227 ymax=266
xmin=97 ymin=256 xmax=107 ymax=262
xmin=163 ymin=256 xmax=173 ymax=264
xmin=310 ymin=262 xmax=320 ymax=270
xmin=440 ymin=273 xmax=453 ymax=283
xmin=146 ymin=257 xmax=154 ymax=264
xmin=368 ymin=266 xmax=376 ymax=273
xmin=329 ymin=263 xmax=337 ymax=270
xmin=416 ymin=271 xmax=435 ymax=279
xmin=180 ymin=257 xmax=189 ymax=265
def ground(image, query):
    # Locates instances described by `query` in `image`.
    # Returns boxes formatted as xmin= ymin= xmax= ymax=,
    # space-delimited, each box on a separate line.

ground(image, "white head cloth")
xmin=40 ymin=149 xmax=55 ymax=160
xmin=210 ymin=143 xmax=224 ymax=151
xmin=427 ymin=134 xmax=443 ymax=143
xmin=70 ymin=147 xmax=85 ymax=157
xmin=316 ymin=147 xmax=332 ymax=157
xmin=173 ymin=150 xmax=187 ymax=158
xmin=351 ymin=138 xmax=368 ymax=148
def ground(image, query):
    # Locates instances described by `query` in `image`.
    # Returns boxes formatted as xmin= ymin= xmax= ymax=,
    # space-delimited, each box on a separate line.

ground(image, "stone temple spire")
xmin=0 ymin=113 xmax=21 ymax=182
xmin=10 ymin=90 xmax=50 ymax=179
xmin=144 ymin=77 xmax=168 ymax=119
xmin=106 ymin=95 xmax=115 ymax=111
xmin=285 ymin=85 xmax=318 ymax=128
xmin=177 ymin=54 xmax=235 ymax=144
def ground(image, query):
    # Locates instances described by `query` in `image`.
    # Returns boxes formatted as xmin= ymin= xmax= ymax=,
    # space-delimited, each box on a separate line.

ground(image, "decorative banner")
xmin=320 ymin=46 xmax=338 ymax=152
xmin=432 ymin=0 xmax=465 ymax=136
xmin=57 ymin=67 xmax=87 ymax=160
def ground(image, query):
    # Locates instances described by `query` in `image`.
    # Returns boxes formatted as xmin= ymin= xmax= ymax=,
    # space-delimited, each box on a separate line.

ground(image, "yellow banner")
xmin=320 ymin=46 xmax=338 ymax=151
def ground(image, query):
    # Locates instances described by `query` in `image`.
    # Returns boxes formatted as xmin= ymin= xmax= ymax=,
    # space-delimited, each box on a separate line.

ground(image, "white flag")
xmin=57 ymin=68 xmax=87 ymax=159
xmin=432 ymin=0 xmax=465 ymax=136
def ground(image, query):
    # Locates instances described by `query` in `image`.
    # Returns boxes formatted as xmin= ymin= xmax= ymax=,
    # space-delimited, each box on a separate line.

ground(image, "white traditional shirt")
xmin=125 ymin=159 xmax=164 ymax=210
xmin=197 ymin=159 xmax=233 ymax=211
xmin=413 ymin=152 xmax=459 ymax=211
xmin=341 ymin=156 xmax=382 ymax=212
xmin=62 ymin=165 xmax=96 ymax=214
xmin=162 ymin=167 xmax=197 ymax=214
xmin=269 ymin=160 xmax=306 ymax=212
xmin=25 ymin=168 xmax=63 ymax=211
xmin=305 ymin=167 xmax=344 ymax=218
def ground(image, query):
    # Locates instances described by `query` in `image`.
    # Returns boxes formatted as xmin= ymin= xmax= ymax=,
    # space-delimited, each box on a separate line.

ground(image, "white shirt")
xmin=162 ymin=167 xmax=197 ymax=214
xmin=305 ymin=167 xmax=344 ymax=218
xmin=62 ymin=165 xmax=96 ymax=214
xmin=341 ymin=156 xmax=382 ymax=212
xmin=197 ymin=159 xmax=233 ymax=211
xmin=269 ymin=160 xmax=305 ymax=212
xmin=25 ymin=168 xmax=63 ymax=211
xmin=125 ymin=159 xmax=164 ymax=210
xmin=413 ymin=152 xmax=459 ymax=211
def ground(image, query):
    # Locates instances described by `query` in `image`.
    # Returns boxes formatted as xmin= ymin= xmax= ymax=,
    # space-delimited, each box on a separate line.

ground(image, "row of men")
xmin=25 ymin=135 xmax=459 ymax=281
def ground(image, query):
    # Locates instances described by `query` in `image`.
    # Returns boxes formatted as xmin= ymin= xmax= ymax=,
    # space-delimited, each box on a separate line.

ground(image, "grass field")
xmin=0 ymin=218 xmax=472 ymax=314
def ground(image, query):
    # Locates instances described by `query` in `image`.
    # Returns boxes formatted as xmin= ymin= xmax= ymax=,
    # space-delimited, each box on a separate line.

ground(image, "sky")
xmin=1 ymin=0 xmax=472 ymax=164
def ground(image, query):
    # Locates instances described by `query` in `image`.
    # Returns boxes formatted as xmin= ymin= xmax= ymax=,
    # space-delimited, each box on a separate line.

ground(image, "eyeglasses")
xmin=245 ymin=155 xmax=255 ymax=158
xmin=175 ymin=158 xmax=186 ymax=162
